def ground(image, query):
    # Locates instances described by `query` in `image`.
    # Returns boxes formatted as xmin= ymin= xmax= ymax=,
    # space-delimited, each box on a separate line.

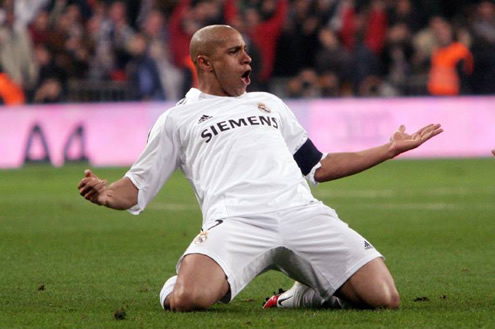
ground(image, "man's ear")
xmin=197 ymin=55 xmax=213 ymax=72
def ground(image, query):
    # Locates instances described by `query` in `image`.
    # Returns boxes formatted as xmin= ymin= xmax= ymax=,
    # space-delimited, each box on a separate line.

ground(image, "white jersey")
xmin=125 ymin=88 xmax=320 ymax=223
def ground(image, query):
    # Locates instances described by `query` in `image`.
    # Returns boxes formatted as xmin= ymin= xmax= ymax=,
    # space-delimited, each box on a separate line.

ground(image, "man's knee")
xmin=337 ymin=258 xmax=400 ymax=309
xmin=360 ymin=275 xmax=400 ymax=310
xmin=168 ymin=288 xmax=213 ymax=312
xmin=387 ymin=290 xmax=400 ymax=309
xmin=375 ymin=286 xmax=400 ymax=309
xmin=165 ymin=254 xmax=230 ymax=312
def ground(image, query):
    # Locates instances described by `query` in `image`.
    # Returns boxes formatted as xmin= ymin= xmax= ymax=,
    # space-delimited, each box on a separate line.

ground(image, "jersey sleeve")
xmin=276 ymin=99 xmax=308 ymax=154
xmin=125 ymin=111 xmax=180 ymax=214
xmin=276 ymin=98 xmax=324 ymax=185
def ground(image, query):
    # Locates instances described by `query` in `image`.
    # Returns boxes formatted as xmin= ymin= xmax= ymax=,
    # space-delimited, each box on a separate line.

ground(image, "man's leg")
xmin=264 ymin=258 xmax=399 ymax=310
xmin=263 ymin=204 xmax=399 ymax=310
xmin=334 ymin=258 xmax=400 ymax=309
xmin=163 ymin=254 xmax=230 ymax=312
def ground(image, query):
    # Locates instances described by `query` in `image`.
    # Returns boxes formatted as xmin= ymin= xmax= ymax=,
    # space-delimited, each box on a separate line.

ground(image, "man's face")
xmin=207 ymin=31 xmax=252 ymax=97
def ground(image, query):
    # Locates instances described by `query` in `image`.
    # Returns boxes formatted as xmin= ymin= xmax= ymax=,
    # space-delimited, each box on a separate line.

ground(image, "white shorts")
xmin=177 ymin=202 xmax=383 ymax=302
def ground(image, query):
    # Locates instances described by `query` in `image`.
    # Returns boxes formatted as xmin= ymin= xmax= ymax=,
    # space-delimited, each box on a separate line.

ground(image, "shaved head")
xmin=190 ymin=25 xmax=239 ymax=66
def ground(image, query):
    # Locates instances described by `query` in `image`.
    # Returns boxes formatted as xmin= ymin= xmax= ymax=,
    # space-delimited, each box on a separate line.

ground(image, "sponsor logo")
xmin=198 ymin=115 xmax=213 ymax=124
xmin=200 ymin=115 xmax=279 ymax=143
xmin=364 ymin=240 xmax=374 ymax=250
xmin=206 ymin=219 xmax=223 ymax=231
xmin=277 ymin=295 xmax=293 ymax=307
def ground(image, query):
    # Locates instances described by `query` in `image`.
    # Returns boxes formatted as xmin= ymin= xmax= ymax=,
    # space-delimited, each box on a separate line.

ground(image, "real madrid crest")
xmin=194 ymin=231 xmax=208 ymax=244
xmin=258 ymin=103 xmax=271 ymax=113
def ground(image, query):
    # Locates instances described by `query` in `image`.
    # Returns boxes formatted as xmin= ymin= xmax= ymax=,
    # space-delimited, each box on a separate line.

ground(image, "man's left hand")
xmin=389 ymin=124 xmax=443 ymax=157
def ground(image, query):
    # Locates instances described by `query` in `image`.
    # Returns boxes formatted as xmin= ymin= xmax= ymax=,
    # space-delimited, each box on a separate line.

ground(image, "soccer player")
xmin=78 ymin=25 xmax=443 ymax=312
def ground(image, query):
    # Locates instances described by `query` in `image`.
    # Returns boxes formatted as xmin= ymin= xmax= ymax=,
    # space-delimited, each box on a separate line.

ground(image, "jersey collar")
xmin=186 ymin=88 xmax=247 ymax=101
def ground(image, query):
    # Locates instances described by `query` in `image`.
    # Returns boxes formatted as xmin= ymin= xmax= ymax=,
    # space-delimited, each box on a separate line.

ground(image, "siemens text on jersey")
xmin=200 ymin=115 xmax=279 ymax=143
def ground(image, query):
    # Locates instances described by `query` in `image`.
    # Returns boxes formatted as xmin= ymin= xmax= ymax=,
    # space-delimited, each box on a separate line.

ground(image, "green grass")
xmin=0 ymin=159 xmax=494 ymax=328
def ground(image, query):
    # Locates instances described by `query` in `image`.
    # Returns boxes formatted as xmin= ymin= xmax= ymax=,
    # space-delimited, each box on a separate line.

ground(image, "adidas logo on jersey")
xmin=198 ymin=115 xmax=213 ymax=123
xmin=364 ymin=240 xmax=374 ymax=250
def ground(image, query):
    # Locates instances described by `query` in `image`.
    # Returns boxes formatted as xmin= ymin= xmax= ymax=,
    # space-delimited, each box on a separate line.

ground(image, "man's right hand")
xmin=78 ymin=169 xmax=109 ymax=206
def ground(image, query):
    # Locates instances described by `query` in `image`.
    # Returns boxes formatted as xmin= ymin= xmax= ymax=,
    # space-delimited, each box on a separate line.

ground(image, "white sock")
xmin=300 ymin=287 xmax=326 ymax=308
xmin=323 ymin=295 xmax=348 ymax=309
xmin=278 ymin=282 xmax=324 ymax=308
xmin=159 ymin=275 xmax=177 ymax=309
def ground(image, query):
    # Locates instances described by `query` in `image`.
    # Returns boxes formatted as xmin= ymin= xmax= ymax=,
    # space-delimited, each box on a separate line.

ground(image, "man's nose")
xmin=242 ymin=50 xmax=252 ymax=64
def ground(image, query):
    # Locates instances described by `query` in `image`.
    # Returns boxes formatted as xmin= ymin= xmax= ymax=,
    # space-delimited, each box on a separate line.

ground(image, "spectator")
xmin=32 ymin=44 xmax=67 ymax=103
xmin=387 ymin=0 xmax=424 ymax=33
xmin=46 ymin=0 xmax=93 ymax=26
xmin=29 ymin=7 xmax=90 ymax=85
xmin=314 ymin=0 xmax=339 ymax=26
xmin=319 ymin=71 xmax=341 ymax=97
xmin=287 ymin=68 xmax=321 ymax=98
xmin=11 ymin=0 xmax=50 ymax=28
xmin=314 ymin=27 xmax=351 ymax=84
xmin=337 ymin=0 xmax=387 ymax=55
xmin=64 ymin=28 xmax=91 ymax=79
xmin=141 ymin=8 xmax=183 ymax=100
xmin=0 ymin=7 xmax=38 ymax=92
xmin=168 ymin=0 xmax=198 ymax=69
xmin=273 ymin=0 xmax=317 ymax=78
xmin=54 ymin=4 xmax=91 ymax=80
xmin=0 ymin=64 xmax=25 ymax=105
xmin=100 ymin=1 xmax=136 ymax=80
xmin=348 ymin=29 xmax=382 ymax=96
xmin=381 ymin=23 xmax=415 ymax=95
xmin=33 ymin=78 xmax=63 ymax=103
xmin=28 ymin=10 xmax=52 ymax=46
xmin=471 ymin=0 xmax=495 ymax=42
xmin=427 ymin=19 xmax=473 ymax=95
xmin=365 ymin=0 xmax=388 ymax=54
xmin=412 ymin=16 xmax=446 ymax=74
xmin=469 ymin=1 xmax=495 ymax=94
xmin=126 ymin=33 xmax=165 ymax=101
xmin=86 ymin=4 xmax=115 ymax=81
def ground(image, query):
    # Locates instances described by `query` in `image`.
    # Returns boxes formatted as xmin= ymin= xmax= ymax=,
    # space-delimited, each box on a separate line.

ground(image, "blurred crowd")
xmin=0 ymin=0 xmax=494 ymax=105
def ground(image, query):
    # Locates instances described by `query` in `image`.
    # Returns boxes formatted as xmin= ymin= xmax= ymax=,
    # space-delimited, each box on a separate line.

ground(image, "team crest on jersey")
xmin=194 ymin=231 xmax=208 ymax=244
xmin=258 ymin=103 xmax=271 ymax=113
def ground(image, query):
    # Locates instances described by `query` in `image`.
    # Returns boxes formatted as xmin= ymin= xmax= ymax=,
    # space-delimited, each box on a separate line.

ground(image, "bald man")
xmin=78 ymin=25 xmax=443 ymax=312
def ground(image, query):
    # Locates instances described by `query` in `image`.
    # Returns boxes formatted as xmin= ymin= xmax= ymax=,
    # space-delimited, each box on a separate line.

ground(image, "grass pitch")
xmin=0 ymin=159 xmax=494 ymax=328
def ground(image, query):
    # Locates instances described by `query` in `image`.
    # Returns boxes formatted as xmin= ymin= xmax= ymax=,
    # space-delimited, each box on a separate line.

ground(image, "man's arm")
xmin=315 ymin=124 xmax=443 ymax=182
xmin=78 ymin=169 xmax=138 ymax=210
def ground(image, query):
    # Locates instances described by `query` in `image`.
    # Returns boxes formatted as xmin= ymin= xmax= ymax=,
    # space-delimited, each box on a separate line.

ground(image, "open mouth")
xmin=241 ymin=70 xmax=251 ymax=86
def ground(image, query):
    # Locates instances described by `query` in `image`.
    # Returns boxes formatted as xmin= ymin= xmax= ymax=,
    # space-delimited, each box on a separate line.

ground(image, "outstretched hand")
xmin=77 ymin=169 xmax=109 ymax=206
xmin=389 ymin=124 xmax=443 ymax=157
